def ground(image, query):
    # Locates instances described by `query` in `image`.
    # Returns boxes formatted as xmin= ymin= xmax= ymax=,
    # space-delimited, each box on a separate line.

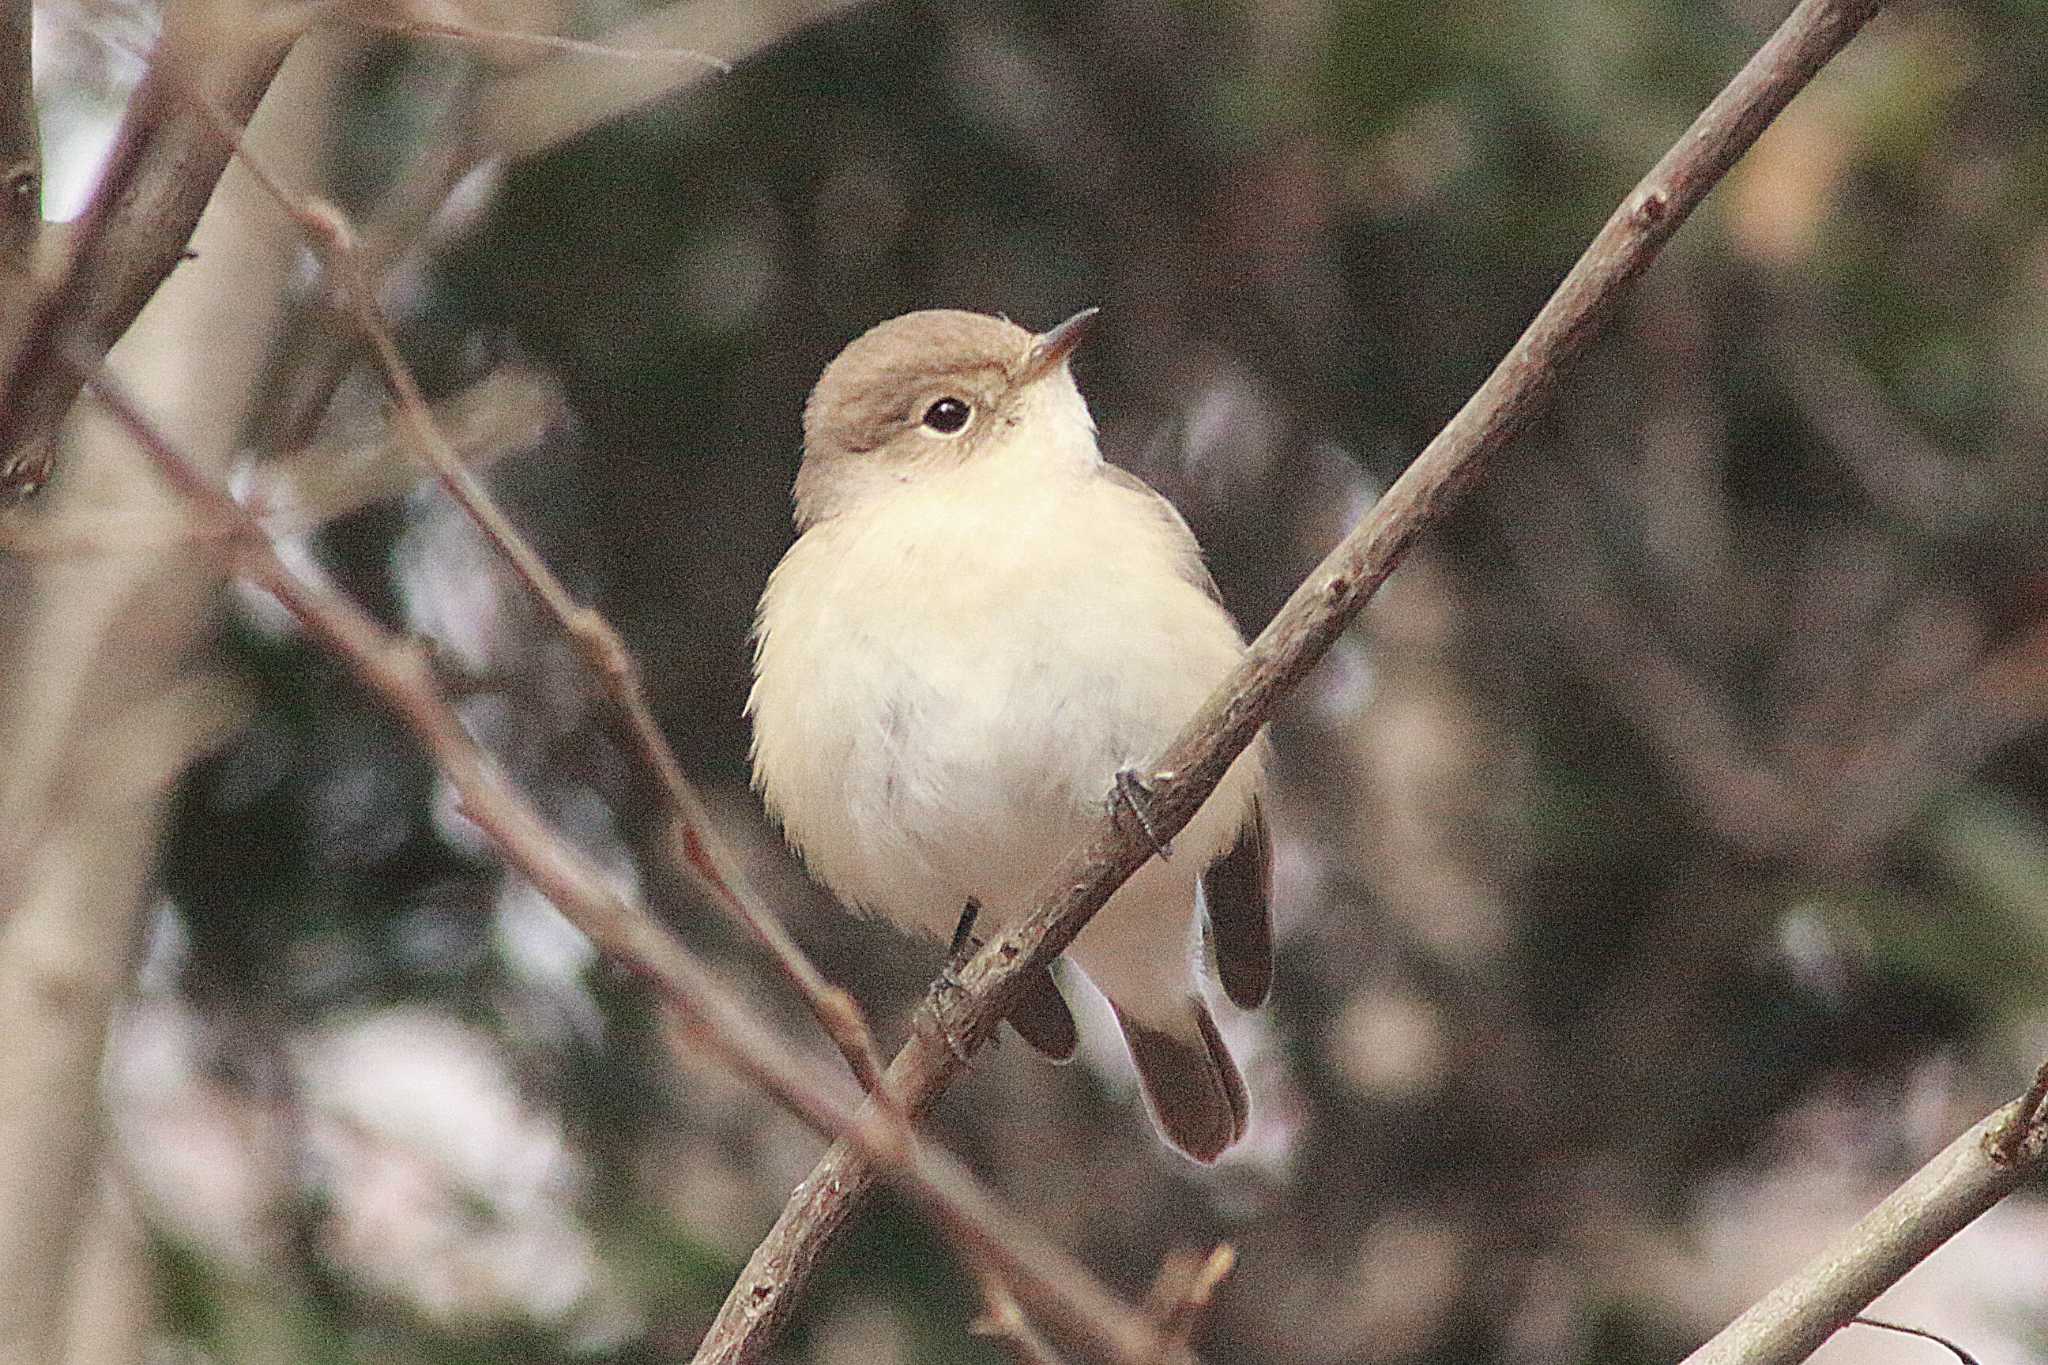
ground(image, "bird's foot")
xmin=1111 ymin=766 xmax=1175 ymax=860
xmin=926 ymin=900 xmax=982 ymax=1063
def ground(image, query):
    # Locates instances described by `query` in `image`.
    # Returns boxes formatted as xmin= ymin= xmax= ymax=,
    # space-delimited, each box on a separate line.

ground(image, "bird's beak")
xmin=1020 ymin=307 xmax=1100 ymax=384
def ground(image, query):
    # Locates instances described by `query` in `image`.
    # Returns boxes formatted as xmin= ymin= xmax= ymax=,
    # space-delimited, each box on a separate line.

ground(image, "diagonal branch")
xmin=0 ymin=3 xmax=304 ymax=501
xmin=1679 ymin=1082 xmax=2047 ymax=1365
xmin=77 ymin=359 xmax=1199 ymax=1365
xmin=694 ymin=1 xmax=1892 ymax=1359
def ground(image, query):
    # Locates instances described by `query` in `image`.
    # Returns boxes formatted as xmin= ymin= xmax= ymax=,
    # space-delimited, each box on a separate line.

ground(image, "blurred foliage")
xmin=51 ymin=0 xmax=2048 ymax=1360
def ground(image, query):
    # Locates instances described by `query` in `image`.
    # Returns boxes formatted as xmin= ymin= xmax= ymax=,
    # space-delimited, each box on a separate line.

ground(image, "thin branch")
xmin=0 ymin=364 xmax=561 ymax=557
xmin=77 ymin=359 xmax=1187 ymax=1365
xmin=695 ymin=2 xmax=1892 ymax=1359
xmin=261 ymin=62 xmax=490 ymax=453
xmin=1679 ymin=1087 xmax=2046 ymax=1365
xmin=0 ymin=3 xmax=305 ymax=500
xmin=477 ymin=0 xmax=862 ymax=162
xmin=1844 ymin=1318 xmax=1984 ymax=1365
xmin=970 ymin=1275 xmax=1075 ymax=1365
xmin=1146 ymin=1244 xmax=1235 ymax=1352
xmin=347 ymin=14 xmax=729 ymax=72
xmin=0 ymin=0 xmax=38 ymax=265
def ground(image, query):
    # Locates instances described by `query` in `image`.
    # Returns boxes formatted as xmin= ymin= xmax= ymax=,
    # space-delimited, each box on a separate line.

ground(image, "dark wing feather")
xmin=1203 ymin=796 xmax=1273 ymax=1010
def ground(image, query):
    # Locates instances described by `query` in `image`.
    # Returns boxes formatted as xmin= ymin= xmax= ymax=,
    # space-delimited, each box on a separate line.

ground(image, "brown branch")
xmin=1679 ymin=1084 xmax=2047 ymax=1365
xmin=0 ymin=3 xmax=306 ymax=501
xmin=970 ymin=1276 xmax=1075 ymax=1365
xmin=261 ymin=63 xmax=490 ymax=453
xmin=1146 ymin=1244 xmax=1235 ymax=1352
xmin=477 ymin=0 xmax=862 ymax=162
xmin=693 ymin=2 xmax=1892 ymax=1359
xmin=0 ymin=0 xmax=37 ymax=266
xmin=0 ymin=363 xmax=562 ymax=558
xmin=77 ymin=359 xmax=1196 ymax=1365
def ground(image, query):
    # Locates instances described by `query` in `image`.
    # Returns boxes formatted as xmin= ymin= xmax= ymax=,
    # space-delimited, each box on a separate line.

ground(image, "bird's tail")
xmin=1113 ymin=997 xmax=1249 ymax=1163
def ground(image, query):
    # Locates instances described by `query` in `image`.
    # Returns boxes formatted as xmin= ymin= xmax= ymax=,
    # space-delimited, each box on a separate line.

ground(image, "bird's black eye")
xmin=921 ymin=397 xmax=972 ymax=434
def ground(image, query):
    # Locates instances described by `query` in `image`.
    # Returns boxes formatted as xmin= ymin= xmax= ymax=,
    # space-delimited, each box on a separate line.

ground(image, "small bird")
xmin=748 ymin=308 xmax=1271 ymax=1162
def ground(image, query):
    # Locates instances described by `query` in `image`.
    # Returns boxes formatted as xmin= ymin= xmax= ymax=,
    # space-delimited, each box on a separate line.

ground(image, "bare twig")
xmin=970 ymin=1275 xmax=1075 ymax=1365
xmin=1147 ymin=1244 xmax=1235 ymax=1351
xmin=79 ymin=361 xmax=1186 ymax=1365
xmin=262 ymin=64 xmax=490 ymax=453
xmin=1679 ymin=1087 xmax=2046 ymax=1365
xmin=1844 ymin=1318 xmax=1984 ymax=1365
xmin=0 ymin=0 xmax=38 ymax=266
xmin=0 ymin=364 xmax=561 ymax=557
xmin=346 ymin=14 xmax=729 ymax=71
xmin=695 ymin=3 xmax=1892 ymax=1359
xmin=0 ymin=3 xmax=304 ymax=500
xmin=477 ymin=0 xmax=862 ymax=162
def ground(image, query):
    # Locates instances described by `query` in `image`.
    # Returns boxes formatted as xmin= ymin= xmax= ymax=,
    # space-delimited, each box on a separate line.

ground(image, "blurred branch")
xmin=348 ymin=14 xmax=729 ymax=71
xmin=0 ymin=2 xmax=304 ymax=501
xmin=1766 ymin=313 xmax=1989 ymax=538
xmin=971 ymin=1277 xmax=1074 ymax=1365
xmin=477 ymin=0 xmax=862 ymax=161
xmin=78 ymin=361 xmax=1198 ymax=1365
xmin=1499 ymin=461 xmax=1808 ymax=858
xmin=1146 ymin=1244 xmax=1236 ymax=1352
xmin=249 ymin=362 xmax=564 ymax=533
xmin=0 ymin=363 xmax=563 ymax=557
xmin=696 ymin=2 xmax=1891 ymax=1359
xmin=0 ymin=0 xmax=36 ymax=266
xmin=1680 ymin=1080 xmax=2047 ymax=1365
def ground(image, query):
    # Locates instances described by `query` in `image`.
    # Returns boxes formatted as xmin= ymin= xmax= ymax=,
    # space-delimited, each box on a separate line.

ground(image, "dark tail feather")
xmin=1115 ymin=999 xmax=1250 ymax=1162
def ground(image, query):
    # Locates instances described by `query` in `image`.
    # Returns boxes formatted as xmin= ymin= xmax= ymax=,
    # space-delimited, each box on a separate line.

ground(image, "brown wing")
xmin=1098 ymin=463 xmax=1225 ymax=604
xmin=1202 ymin=796 xmax=1273 ymax=1010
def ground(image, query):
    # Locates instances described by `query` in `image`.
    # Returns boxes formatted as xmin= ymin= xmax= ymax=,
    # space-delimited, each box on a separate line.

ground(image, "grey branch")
xmin=1679 ymin=1087 xmax=2047 ymax=1364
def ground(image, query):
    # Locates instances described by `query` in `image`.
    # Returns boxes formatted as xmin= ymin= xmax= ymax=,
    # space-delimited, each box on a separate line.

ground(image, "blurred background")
xmin=6 ymin=0 xmax=2048 ymax=1361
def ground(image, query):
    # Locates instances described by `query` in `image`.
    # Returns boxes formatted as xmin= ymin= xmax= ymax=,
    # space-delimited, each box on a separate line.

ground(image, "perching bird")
xmin=748 ymin=308 xmax=1271 ymax=1161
